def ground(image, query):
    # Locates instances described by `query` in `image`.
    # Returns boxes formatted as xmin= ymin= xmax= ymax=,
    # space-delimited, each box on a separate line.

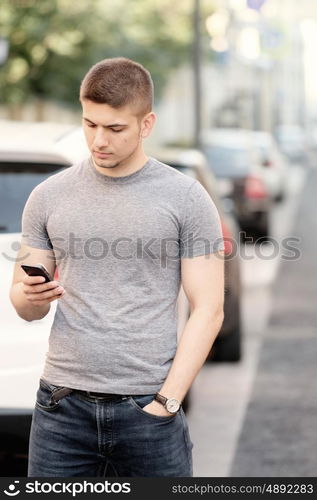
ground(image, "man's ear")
xmin=140 ymin=112 xmax=156 ymax=138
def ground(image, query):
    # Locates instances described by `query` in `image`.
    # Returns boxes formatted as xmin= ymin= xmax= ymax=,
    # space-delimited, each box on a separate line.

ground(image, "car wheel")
xmin=239 ymin=225 xmax=255 ymax=243
xmin=181 ymin=391 xmax=190 ymax=413
xmin=253 ymin=211 xmax=270 ymax=241
xmin=210 ymin=323 xmax=242 ymax=362
xmin=0 ymin=434 xmax=29 ymax=476
xmin=274 ymin=190 xmax=285 ymax=203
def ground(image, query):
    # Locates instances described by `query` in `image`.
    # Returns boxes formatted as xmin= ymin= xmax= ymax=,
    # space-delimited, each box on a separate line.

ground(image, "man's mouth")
xmin=94 ymin=151 xmax=113 ymax=158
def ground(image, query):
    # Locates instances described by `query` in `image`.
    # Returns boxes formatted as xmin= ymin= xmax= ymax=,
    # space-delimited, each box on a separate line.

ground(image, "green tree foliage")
xmin=0 ymin=0 xmax=106 ymax=106
xmin=0 ymin=0 xmax=209 ymax=108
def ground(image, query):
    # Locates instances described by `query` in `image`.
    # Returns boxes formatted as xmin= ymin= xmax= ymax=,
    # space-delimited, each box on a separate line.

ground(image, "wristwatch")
xmin=154 ymin=392 xmax=181 ymax=414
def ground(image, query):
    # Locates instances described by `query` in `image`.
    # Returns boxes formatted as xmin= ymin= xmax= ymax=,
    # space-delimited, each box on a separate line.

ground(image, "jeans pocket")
xmin=128 ymin=395 xmax=178 ymax=421
xmin=35 ymin=378 xmax=62 ymax=412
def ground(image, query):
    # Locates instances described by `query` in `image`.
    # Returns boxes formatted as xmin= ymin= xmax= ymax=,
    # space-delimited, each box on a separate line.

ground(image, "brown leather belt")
xmin=75 ymin=390 xmax=124 ymax=401
xmin=50 ymin=387 xmax=124 ymax=404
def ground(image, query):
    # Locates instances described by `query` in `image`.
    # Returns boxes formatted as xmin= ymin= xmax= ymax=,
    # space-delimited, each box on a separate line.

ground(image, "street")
xmin=187 ymin=162 xmax=313 ymax=477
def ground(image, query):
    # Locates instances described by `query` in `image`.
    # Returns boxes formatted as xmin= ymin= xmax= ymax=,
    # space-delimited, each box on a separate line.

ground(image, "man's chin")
xmin=93 ymin=157 xmax=119 ymax=169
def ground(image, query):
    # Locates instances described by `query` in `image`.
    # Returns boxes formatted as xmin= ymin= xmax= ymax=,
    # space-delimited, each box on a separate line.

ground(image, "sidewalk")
xmin=230 ymin=167 xmax=317 ymax=477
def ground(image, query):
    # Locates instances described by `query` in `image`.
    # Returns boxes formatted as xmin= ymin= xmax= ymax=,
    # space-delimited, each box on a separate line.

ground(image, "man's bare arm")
xmin=9 ymin=243 xmax=65 ymax=322
xmin=144 ymin=251 xmax=224 ymax=416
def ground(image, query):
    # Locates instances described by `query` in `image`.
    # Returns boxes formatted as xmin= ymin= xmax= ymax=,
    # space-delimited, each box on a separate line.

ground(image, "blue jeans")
xmin=27 ymin=378 xmax=193 ymax=477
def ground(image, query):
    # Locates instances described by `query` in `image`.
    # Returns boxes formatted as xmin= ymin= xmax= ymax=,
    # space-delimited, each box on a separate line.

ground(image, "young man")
xmin=10 ymin=57 xmax=225 ymax=477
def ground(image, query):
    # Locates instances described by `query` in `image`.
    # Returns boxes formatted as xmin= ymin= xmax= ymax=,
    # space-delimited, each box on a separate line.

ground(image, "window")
xmin=0 ymin=163 xmax=67 ymax=233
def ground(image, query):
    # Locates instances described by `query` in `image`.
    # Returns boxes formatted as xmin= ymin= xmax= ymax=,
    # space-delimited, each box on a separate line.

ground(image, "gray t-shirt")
xmin=21 ymin=156 xmax=224 ymax=394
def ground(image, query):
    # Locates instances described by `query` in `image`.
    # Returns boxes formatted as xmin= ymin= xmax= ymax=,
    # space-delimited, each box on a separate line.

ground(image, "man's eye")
xmin=111 ymin=129 xmax=123 ymax=133
xmin=87 ymin=123 xmax=96 ymax=128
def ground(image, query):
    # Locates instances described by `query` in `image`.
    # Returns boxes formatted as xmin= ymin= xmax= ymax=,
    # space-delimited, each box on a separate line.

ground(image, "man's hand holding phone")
xmin=21 ymin=264 xmax=66 ymax=307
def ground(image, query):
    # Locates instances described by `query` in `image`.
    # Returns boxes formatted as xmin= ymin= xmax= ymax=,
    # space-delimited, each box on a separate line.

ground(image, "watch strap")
xmin=154 ymin=392 xmax=168 ymax=406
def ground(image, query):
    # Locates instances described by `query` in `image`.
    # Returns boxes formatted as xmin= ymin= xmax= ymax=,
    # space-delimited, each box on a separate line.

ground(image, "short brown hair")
xmin=79 ymin=57 xmax=153 ymax=118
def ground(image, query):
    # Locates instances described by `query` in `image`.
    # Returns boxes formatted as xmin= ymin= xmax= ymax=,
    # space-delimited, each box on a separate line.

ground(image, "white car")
xmin=0 ymin=120 xmax=188 ymax=475
xmin=0 ymin=120 xmax=79 ymax=475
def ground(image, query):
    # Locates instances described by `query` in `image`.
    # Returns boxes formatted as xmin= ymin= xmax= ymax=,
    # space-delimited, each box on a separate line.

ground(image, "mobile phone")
xmin=21 ymin=264 xmax=52 ymax=283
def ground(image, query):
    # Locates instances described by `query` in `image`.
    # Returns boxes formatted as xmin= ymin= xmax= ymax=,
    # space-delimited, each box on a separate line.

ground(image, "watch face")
xmin=166 ymin=398 xmax=180 ymax=413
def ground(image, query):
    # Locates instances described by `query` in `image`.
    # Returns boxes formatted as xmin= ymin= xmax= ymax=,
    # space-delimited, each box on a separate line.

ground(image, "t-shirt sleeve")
xmin=21 ymin=184 xmax=53 ymax=250
xmin=180 ymin=181 xmax=225 ymax=258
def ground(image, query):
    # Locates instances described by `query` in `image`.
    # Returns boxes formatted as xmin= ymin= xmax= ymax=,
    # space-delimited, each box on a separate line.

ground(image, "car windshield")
xmin=202 ymin=145 xmax=251 ymax=178
xmin=0 ymin=162 xmax=67 ymax=233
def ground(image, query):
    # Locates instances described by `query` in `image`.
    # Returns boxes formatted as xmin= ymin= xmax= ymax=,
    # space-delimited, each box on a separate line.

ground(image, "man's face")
xmin=81 ymin=99 xmax=149 ymax=170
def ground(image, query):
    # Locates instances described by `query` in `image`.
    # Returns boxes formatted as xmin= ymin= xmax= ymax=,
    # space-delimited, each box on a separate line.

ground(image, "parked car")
xmin=0 ymin=120 xmax=79 ymax=475
xmin=149 ymin=146 xmax=242 ymax=364
xmin=200 ymin=128 xmax=272 ymax=240
xmin=250 ymin=130 xmax=288 ymax=203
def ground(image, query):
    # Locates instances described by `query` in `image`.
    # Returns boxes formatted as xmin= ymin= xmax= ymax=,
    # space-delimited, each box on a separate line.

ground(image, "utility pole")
xmin=193 ymin=0 xmax=202 ymax=148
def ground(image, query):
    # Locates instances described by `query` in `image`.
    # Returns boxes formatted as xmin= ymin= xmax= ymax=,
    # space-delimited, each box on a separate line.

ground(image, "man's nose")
xmin=92 ymin=128 xmax=109 ymax=149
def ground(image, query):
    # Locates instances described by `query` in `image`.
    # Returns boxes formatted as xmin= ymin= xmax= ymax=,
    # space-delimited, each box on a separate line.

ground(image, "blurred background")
xmin=1 ymin=0 xmax=317 ymax=478
xmin=2 ymin=0 xmax=317 ymax=146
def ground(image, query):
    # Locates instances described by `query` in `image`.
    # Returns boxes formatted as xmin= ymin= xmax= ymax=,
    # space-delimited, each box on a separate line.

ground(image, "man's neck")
xmin=92 ymin=153 xmax=149 ymax=178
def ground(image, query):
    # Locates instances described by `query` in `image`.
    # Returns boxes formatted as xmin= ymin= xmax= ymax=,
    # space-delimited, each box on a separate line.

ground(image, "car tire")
xmin=274 ymin=190 xmax=285 ymax=203
xmin=210 ymin=323 xmax=242 ymax=362
xmin=182 ymin=391 xmax=190 ymax=413
xmin=239 ymin=226 xmax=256 ymax=243
xmin=0 ymin=434 xmax=29 ymax=476
xmin=253 ymin=211 xmax=270 ymax=241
